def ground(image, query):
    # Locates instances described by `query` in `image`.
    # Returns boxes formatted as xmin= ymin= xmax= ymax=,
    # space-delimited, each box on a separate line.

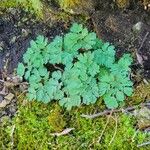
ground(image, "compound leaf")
xmin=104 ymin=95 xmax=119 ymax=109
xmin=17 ymin=63 xmax=25 ymax=77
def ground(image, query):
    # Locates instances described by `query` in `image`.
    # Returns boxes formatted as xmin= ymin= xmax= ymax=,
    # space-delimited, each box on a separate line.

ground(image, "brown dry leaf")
xmin=0 ymin=87 xmax=7 ymax=96
xmin=4 ymin=93 xmax=14 ymax=101
xmin=4 ymin=81 xmax=17 ymax=88
xmin=6 ymin=75 xmax=22 ymax=83
xmin=0 ymin=100 xmax=7 ymax=108
xmin=136 ymin=52 xmax=143 ymax=65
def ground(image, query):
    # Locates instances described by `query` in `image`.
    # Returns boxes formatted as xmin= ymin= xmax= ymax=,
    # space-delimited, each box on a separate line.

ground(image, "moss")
xmin=0 ymin=0 xmax=17 ymax=8
xmin=58 ymin=0 xmax=93 ymax=15
xmin=12 ymin=97 xmax=52 ymax=149
xmin=48 ymin=104 xmax=66 ymax=132
xmin=0 ymin=0 xmax=43 ymax=19
xmin=17 ymin=0 xmax=44 ymax=18
xmin=128 ymin=82 xmax=150 ymax=105
xmin=59 ymin=0 xmax=80 ymax=10
xmin=0 ymin=116 xmax=15 ymax=149
xmin=115 ymin=0 xmax=150 ymax=9
xmin=0 ymin=0 xmax=81 ymax=22
xmin=0 ymin=94 xmax=149 ymax=149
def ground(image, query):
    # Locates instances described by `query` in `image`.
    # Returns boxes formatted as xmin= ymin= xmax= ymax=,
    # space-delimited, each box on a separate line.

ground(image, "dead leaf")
xmin=4 ymin=93 xmax=14 ymax=101
xmin=4 ymin=81 xmax=17 ymax=87
xmin=136 ymin=52 xmax=143 ymax=65
xmin=0 ymin=87 xmax=7 ymax=96
xmin=50 ymin=128 xmax=75 ymax=136
xmin=0 ymin=100 xmax=7 ymax=108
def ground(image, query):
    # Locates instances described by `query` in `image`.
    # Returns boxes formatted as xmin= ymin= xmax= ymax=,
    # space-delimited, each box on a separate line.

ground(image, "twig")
xmin=81 ymin=102 xmax=150 ymax=119
xmin=53 ymin=65 xmax=64 ymax=72
xmin=97 ymin=111 xmax=112 ymax=143
xmin=132 ymin=129 xmax=139 ymax=142
xmin=50 ymin=128 xmax=75 ymax=137
xmin=109 ymin=114 xmax=118 ymax=146
xmin=138 ymin=32 xmax=149 ymax=51
xmin=10 ymin=125 xmax=15 ymax=147
xmin=81 ymin=109 xmax=119 ymax=119
xmin=137 ymin=141 xmax=150 ymax=147
xmin=17 ymin=90 xmax=28 ymax=98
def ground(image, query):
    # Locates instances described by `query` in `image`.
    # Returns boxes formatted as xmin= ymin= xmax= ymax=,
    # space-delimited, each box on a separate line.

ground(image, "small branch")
xmin=109 ymin=114 xmax=118 ymax=146
xmin=0 ymin=78 xmax=28 ymax=87
xmin=10 ymin=125 xmax=15 ymax=147
xmin=17 ymin=90 xmax=28 ymax=98
xmin=50 ymin=128 xmax=75 ymax=137
xmin=138 ymin=32 xmax=149 ymax=51
xmin=131 ymin=129 xmax=139 ymax=142
xmin=97 ymin=111 xmax=112 ymax=143
xmin=81 ymin=102 xmax=150 ymax=119
xmin=137 ymin=141 xmax=150 ymax=147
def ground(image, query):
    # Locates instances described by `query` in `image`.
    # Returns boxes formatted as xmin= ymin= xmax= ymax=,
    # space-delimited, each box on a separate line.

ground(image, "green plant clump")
xmin=17 ymin=23 xmax=133 ymax=110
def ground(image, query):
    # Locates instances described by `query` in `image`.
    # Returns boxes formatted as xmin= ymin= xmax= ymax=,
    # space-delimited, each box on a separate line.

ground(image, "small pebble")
xmin=132 ymin=22 xmax=143 ymax=33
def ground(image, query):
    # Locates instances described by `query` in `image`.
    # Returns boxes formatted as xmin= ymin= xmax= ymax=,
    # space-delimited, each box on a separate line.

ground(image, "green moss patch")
xmin=1 ymin=95 xmax=149 ymax=149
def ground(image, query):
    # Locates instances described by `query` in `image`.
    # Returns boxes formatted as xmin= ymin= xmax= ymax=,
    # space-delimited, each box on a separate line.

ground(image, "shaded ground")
xmin=91 ymin=7 xmax=150 ymax=79
xmin=0 ymin=8 xmax=66 ymax=75
xmin=0 ymin=8 xmax=67 ymax=123
xmin=0 ymin=5 xmax=150 ymax=79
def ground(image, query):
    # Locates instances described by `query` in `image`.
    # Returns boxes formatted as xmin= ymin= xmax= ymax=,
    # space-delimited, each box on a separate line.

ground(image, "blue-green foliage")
xmin=17 ymin=23 xmax=133 ymax=110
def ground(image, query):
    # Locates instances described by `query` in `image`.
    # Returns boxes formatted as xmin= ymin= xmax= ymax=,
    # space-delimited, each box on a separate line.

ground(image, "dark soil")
xmin=0 ymin=8 xmax=67 ymax=120
xmin=1 ymin=6 xmax=150 ymax=79
xmin=0 ymin=8 xmax=66 ymax=75
xmin=91 ymin=7 xmax=150 ymax=79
